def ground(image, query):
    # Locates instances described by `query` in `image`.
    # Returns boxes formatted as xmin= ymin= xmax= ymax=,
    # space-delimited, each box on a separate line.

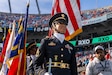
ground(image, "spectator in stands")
xmin=86 ymin=45 xmax=112 ymax=75
xmin=77 ymin=60 xmax=83 ymax=67
xmin=83 ymin=58 xmax=89 ymax=66
xmin=105 ymin=50 xmax=110 ymax=60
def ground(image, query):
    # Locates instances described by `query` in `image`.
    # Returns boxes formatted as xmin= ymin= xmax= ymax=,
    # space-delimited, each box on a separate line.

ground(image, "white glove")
xmin=44 ymin=72 xmax=52 ymax=75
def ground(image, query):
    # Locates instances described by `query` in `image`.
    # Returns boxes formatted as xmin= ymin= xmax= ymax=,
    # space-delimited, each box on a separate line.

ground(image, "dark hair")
xmin=26 ymin=41 xmax=37 ymax=55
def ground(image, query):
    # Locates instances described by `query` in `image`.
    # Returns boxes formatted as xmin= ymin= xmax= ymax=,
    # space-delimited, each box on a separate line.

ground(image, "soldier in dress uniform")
xmin=26 ymin=41 xmax=38 ymax=75
xmin=33 ymin=13 xmax=78 ymax=75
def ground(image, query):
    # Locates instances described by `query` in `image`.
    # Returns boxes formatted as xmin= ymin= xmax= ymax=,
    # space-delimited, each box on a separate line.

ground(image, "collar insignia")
xmin=48 ymin=42 xmax=56 ymax=46
xmin=65 ymin=44 xmax=73 ymax=50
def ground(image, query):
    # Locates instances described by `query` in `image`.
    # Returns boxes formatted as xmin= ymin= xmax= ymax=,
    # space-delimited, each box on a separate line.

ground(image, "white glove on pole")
xmin=44 ymin=58 xmax=52 ymax=75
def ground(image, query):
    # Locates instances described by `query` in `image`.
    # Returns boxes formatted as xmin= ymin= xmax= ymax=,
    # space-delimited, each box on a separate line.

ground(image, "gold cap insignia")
xmin=61 ymin=14 xmax=65 ymax=18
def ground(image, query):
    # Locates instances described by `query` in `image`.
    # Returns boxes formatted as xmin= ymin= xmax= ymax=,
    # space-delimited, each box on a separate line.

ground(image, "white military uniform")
xmin=27 ymin=55 xmax=36 ymax=69
xmin=27 ymin=55 xmax=36 ymax=75
xmin=86 ymin=57 xmax=112 ymax=75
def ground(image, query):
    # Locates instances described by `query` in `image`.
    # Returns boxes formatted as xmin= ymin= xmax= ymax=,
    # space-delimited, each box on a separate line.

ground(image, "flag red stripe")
xmin=64 ymin=0 xmax=79 ymax=30
xmin=55 ymin=0 xmax=70 ymax=37
xmin=52 ymin=0 xmax=57 ymax=15
xmin=19 ymin=44 xmax=26 ymax=75
xmin=8 ymin=57 xmax=19 ymax=75
xmin=51 ymin=0 xmax=82 ymax=40
xmin=0 ymin=30 xmax=10 ymax=63
xmin=19 ymin=54 xmax=25 ymax=75
xmin=56 ymin=0 xmax=61 ymax=13
xmin=76 ymin=0 xmax=80 ymax=10
xmin=65 ymin=29 xmax=69 ymax=37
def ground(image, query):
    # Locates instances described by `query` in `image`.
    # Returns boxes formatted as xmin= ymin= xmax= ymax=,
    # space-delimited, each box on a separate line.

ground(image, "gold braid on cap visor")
xmin=52 ymin=17 xmax=66 ymax=23
xmin=27 ymin=43 xmax=36 ymax=50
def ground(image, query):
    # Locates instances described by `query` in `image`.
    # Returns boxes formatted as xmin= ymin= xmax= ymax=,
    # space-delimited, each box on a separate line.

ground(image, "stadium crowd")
xmin=0 ymin=6 xmax=112 ymax=29
xmin=0 ymin=5 xmax=112 ymax=75
xmin=0 ymin=13 xmax=51 ymax=28
xmin=81 ymin=6 xmax=112 ymax=20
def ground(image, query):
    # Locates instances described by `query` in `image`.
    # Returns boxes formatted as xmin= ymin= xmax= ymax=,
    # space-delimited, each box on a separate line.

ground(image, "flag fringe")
xmin=65 ymin=28 xmax=83 ymax=41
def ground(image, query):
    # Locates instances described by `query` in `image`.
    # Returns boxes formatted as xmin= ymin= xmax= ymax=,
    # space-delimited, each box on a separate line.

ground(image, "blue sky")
xmin=80 ymin=0 xmax=112 ymax=10
xmin=0 ymin=0 xmax=112 ymax=14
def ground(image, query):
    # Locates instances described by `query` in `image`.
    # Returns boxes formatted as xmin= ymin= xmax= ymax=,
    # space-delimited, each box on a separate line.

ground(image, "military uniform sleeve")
xmin=33 ymin=38 xmax=47 ymax=68
xmin=27 ymin=58 xmax=35 ymax=75
xmin=27 ymin=63 xmax=35 ymax=75
xmin=70 ymin=46 xmax=78 ymax=75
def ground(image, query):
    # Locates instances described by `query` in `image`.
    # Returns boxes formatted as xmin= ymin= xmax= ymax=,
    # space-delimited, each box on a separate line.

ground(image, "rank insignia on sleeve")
xmin=48 ymin=42 xmax=56 ymax=46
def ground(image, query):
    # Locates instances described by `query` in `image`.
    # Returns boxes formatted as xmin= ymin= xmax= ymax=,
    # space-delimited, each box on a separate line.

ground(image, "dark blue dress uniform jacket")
xmin=34 ymin=36 xmax=78 ymax=75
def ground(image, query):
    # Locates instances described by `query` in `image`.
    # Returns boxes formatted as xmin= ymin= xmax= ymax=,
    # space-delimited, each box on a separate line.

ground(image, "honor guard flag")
xmin=51 ymin=0 xmax=82 ymax=41
xmin=0 ymin=29 xmax=11 ymax=64
xmin=7 ymin=3 xmax=29 ymax=75
xmin=0 ymin=21 xmax=16 ymax=75
xmin=7 ymin=19 xmax=25 ymax=75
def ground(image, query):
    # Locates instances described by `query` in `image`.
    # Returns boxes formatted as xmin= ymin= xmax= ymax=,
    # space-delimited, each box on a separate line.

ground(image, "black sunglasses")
xmin=96 ymin=51 xmax=104 ymax=54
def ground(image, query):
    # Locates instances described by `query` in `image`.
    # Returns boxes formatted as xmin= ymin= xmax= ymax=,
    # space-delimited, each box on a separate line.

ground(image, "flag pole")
xmin=17 ymin=1 xmax=30 ymax=75
xmin=44 ymin=58 xmax=52 ymax=75
xmin=23 ymin=1 xmax=30 ymax=74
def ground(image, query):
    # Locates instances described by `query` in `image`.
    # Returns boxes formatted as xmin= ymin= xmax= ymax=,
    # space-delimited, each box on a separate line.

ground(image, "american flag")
xmin=51 ymin=0 xmax=82 ymax=41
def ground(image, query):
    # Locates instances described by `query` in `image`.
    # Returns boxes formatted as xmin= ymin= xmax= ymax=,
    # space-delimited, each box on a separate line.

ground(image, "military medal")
xmin=54 ymin=55 xmax=58 ymax=61
xmin=65 ymin=44 xmax=73 ymax=54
